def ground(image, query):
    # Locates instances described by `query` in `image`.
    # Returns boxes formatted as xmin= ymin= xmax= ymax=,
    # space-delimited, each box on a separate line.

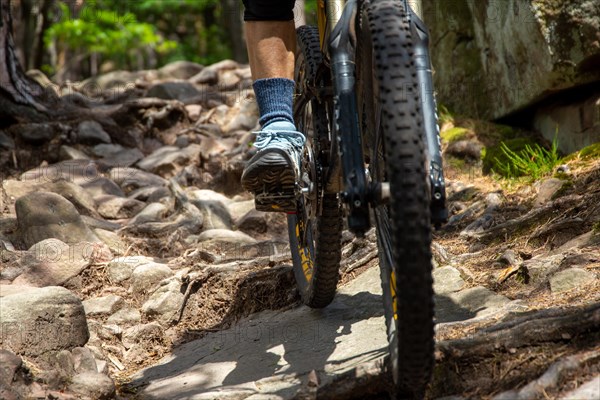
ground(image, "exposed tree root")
xmin=437 ymin=302 xmax=600 ymax=359
xmin=466 ymin=195 xmax=585 ymax=243
xmin=491 ymin=349 xmax=600 ymax=400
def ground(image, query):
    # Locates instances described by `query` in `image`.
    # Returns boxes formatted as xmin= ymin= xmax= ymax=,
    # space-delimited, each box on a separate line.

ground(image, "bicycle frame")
xmin=315 ymin=0 xmax=447 ymax=234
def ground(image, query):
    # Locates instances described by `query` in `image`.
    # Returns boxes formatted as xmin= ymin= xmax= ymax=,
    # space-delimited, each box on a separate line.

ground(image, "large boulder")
xmin=15 ymin=192 xmax=100 ymax=248
xmin=0 ymin=286 xmax=89 ymax=359
xmin=11 ymin=239 xmax=110 ymax=287
xmin=423 ymin=0 xmax=600 ymax=121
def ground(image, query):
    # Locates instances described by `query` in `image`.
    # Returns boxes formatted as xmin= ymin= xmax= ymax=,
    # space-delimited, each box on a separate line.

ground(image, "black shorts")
xmin=242 ymin=0 xmax=296 ymax=21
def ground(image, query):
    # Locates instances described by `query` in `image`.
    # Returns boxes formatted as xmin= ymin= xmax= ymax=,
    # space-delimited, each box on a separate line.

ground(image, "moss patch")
xmin=441 ymin=127 xmax=470 ymax=143
xmin=579 ymin=143 xmax=600 ymax=159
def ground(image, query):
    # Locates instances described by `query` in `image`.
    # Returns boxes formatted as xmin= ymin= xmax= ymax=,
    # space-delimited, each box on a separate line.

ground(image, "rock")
xmin=11 ymin=123 xmax=56 ymax=144
xmin=76 ymin=120 xmax=111 ymax=145
xmin=82 ymin=295 xmax=124 ymax=316
xmin=136 ymin=144 xmax=202 ymax=176
xmin=199 ymin=135 xmax=230 ymax=158
xmin=485 ymin=192 xmax=504 ymax=210
xmin=59 ymin=145 xmax=89 ymax=161
xmin=69 ymin=372 xmax=116 ymax=400
xmin=185 ymin=104 xmax=202 ymax=121
xmin=0 ymin=130 xmax=14 ymax=149
xmin=208 ymin=59 xmax=239 ymax=72
xmin=16 ymin=192 xmax=100 ymax=247
xmin=0 ymin=286 xmax=89 ymax=358
xmin=191 ymin=196 xmax=233 ymax=230
xmin=47 ymin=180 xmax=98 ymax=217
xmin=423 ymin=1 xmax=600 ymax=120
xmin=14 ymin=240 xmax=111 ymax=287
xmin=0 ymin=350 xmax=22 ymax=387
xmin=128 ymin=185 xmax=171 ymax=203
xmin=189 ymin=189 xmax=233 ymax=206
xmin=497 ymin=249 xmax=519 ymax=266
xmin=435 ymin=286 xmax=511 ymax=322
xmin=107 ymin=256 xmax=154 ymax=283
xmin=97 ymin=147 xmax=144 ymax=168
xmin=556 ymin=230 xmax=600 ymax=253
xmin=549 ymin=268 xmax=595 ymax=293
xmin=196 ymin=229 xmax=257 ymax=245
xmin=106 ymin=307 xmax=141 ymax=325
xmin=130 ymin=262 xmax=174 ymax=295
xmin=81 ymin=177 xmax=125 ymax=198
xmin=190 ymin=68 xmax=219 ymax=85
xmin=4 ymin=179 xmax=98 ymax=217
xmin=223 ymin=113 xmax=257 ymax=134
xmin=534 ymin=92 xmax=600 ymax=154
xmin=524 ymin=254 xmax=566 ymax=285
xmin=433 ymin=266 xmax=465 ymax=294
xmin=55 ymin=349 xmax=76 ymax=377
xmin=141 ymin=279 xmax=185 ymax=324
xmin=21 ymin=160 xmax=103 ymax=185
xmin=175 ymin=134 xmax=190 ymax=148
xmin=228 ymin=200 xmax=256 ymax=223
xmin=122 ymin=322 xmax=163 ymax=349
xmin=127 ymin=202 xmax=168 ymax=225
xmin=218 ymin=69 xmax=241 ymax=89
xmin=559 ymin=375 xmax=600 ymax=400
xmin=93 ymin=228 xmax=126 ymax=253
xmin=158 ymin=60 xmax=204 ymax=80
xmin=109 ymin=167 xmax=167 ymax=192
xmin=81 ymin=69 xmax=145 ymax=91
xmin=96 ymin=195 xmax=145 ymax=219
xmin=534 ymin=178 xmax=568 ymax=206
xmin=96 ymin=359 xmax=109 ymax=374
xmin=236 ymin=209 xmax=268 ymax=234
xmin=146 ymin=81 xmax=200 ymax=102
xmin=91 ymin=143 xmax=125 ymax=158
xmin=71 ymin=347 xmax=98 ymax=374
xmin=445 ymin=139 xmax=484 ymax=160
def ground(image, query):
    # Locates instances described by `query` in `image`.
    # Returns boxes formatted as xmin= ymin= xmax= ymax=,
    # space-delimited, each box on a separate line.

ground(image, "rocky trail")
xmin=1 ymin=60 xmax=599 ymax=400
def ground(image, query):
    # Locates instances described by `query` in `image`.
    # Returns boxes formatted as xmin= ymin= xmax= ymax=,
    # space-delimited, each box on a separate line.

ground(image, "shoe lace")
xmin=253 ymin=131 xmax=305 ymax=150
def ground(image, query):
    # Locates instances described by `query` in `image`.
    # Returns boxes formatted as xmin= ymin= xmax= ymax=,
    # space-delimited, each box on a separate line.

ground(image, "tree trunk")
xmin=222 ymin=0 xmax=247 ymax=63
xmin=0 ymin=0 xmax=50 ymax=122
xmin=31 ymin=0 xmax=54 ymax=70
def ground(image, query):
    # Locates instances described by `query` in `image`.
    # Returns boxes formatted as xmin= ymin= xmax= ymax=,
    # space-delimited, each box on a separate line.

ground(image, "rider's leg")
xmin=245 ymin=21 xmax=295 ymax=81
xmin=245 ymin=20 xmax=297 ymax=131
xmin=241 ymin=0 xmax=305 ymax=206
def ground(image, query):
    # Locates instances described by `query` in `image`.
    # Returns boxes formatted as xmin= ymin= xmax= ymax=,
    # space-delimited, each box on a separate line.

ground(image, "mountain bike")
xmin=287 ymin=0 xmax=447 ymax=398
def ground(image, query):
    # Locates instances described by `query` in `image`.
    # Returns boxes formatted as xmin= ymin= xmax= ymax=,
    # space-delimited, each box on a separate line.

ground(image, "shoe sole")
xmin=242 ymin=151 xmax=297 ymax=212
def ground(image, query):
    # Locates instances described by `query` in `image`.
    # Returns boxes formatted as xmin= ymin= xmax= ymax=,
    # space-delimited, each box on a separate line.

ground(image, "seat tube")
xmin=326 ymin=0 xmax=345 ymax=37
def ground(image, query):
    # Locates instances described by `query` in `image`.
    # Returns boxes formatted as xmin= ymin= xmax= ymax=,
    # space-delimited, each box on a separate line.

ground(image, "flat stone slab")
xmin=130 ymin=266 xmax=387 ymax=399
xmin=433 ymin=266 xmax=465 ymax=294
xmin=550 ymin=268 xmax=596 ymax=293
xmin=435 ymin=286 xmax=511 ymax=323
xmin=130 ymin=267 xmax=512 ymax=399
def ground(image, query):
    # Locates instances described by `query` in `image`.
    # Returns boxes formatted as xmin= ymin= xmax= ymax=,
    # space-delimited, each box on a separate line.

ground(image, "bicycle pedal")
xmin=255 ymin=189 xmax=297 ymax=213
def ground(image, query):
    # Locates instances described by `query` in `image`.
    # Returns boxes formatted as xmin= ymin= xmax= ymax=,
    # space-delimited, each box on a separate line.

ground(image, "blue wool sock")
xmin=253 ymin=78 xmax=296 ymax=130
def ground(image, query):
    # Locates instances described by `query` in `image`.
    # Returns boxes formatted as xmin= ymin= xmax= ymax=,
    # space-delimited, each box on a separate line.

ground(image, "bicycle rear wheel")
xmin=288 ymin=25 xmax=343 ymax=309
xmin=356 ymin=0 xmax=435 ymax=398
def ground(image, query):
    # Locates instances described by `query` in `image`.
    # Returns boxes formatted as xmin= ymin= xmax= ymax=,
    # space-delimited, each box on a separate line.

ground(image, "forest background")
xmin=12 ymin=0 xmax=316 ymax=83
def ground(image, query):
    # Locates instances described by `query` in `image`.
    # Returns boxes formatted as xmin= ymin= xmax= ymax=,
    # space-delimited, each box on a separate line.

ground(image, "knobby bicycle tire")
xmin=288 ymin=25 xmax=343 ymax=309
xmin=356 ymin=0 xmax=435 ymax=398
